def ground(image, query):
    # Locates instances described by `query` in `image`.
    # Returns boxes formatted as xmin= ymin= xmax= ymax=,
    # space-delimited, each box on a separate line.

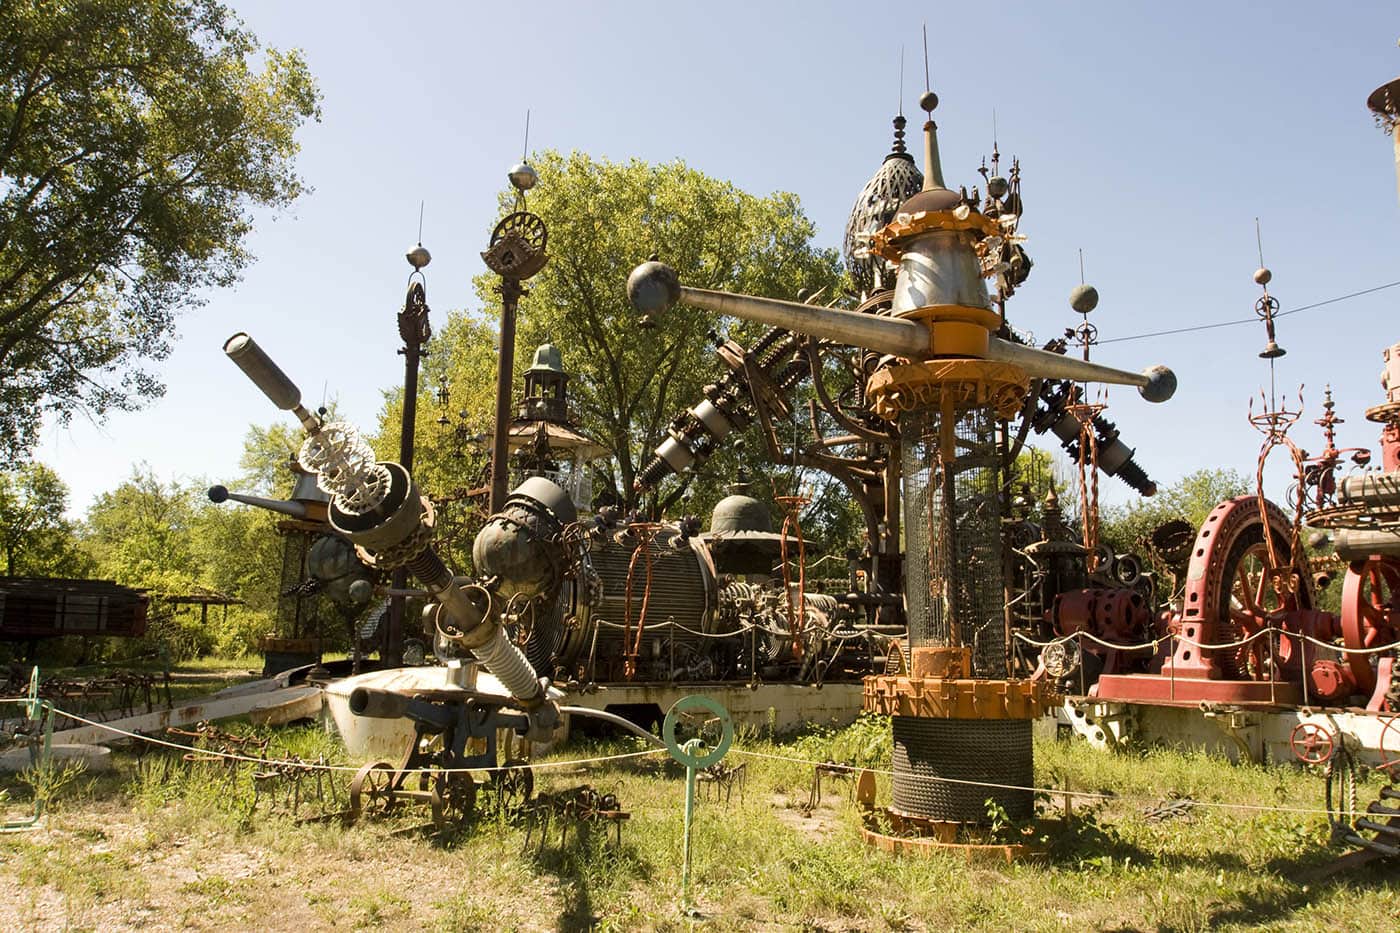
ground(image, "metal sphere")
xmin=919 ymin=90 xmax=939 ymax=113
xmin=1069 ymin=283 xmax=1099 ymax=313
xmin=1253 ymin=267 xmax=1272 ymax=286
xmin=508 ymin=162 xmax=539 ymax=192
xmin=406 ymin=244 xmax=431 ymax=269
xmin=987 ymin=175 xmax=1009 ymax=199
xmin=626 ymin=261 xmax=681 ymax=316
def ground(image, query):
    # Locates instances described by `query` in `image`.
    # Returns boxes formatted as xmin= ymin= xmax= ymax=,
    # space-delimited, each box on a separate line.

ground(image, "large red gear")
xmin=1339 ymin=556 xmax=1400 ymax=696
xmin=1169 ymin=495 xmax=1311 ymax=681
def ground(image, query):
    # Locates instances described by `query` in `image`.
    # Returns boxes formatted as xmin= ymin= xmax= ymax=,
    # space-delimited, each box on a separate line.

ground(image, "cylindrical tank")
xmin=553 ymin=523 xmax=720 ymax=680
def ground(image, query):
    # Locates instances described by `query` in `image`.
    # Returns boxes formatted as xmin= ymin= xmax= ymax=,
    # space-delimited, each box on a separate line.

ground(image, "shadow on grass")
xmin=527 ymin=821 xmax=648 ymax=933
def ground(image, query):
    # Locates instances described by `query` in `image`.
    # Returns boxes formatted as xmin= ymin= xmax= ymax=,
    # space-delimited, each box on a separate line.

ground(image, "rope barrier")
xmin=2 ymin=701 xmax=1376 ymax=822
xmin=726 ymin=747 xmax=1345 ymax=819
xmin=29 ymin=706 xmax=666 ymax=775
xmin=1013 ymin=626 xmax=1400 ymax=657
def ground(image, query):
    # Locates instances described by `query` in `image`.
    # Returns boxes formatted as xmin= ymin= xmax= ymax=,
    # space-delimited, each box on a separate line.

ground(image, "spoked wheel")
xmin=349 ymin=761 xmax=398 ymax=823
xmin=432 ymin=771 xmax=477 ymax=831
xmin=1325 ymin=748 xmax=1359 ymax=842
xmin=1180 ymin=497 xmax=1310 ymax=680
xmin=1340 ymin=557 xmax=1400 ymax=696
xmin=495 ymin=760 xmax=535 ymax=815
xmin=1336 ymin=725 xmax=1400 ymax=859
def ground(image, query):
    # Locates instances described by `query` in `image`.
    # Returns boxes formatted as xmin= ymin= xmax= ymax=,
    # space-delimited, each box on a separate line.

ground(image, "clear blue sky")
xmin=38 ymin=1 xmax=1400 ymax=517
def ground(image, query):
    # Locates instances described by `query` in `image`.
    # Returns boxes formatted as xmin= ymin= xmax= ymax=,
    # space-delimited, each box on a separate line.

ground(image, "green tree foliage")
xmin=0 ymin=462 xmax=90 ymax=576
xmin=0 ymin=0 xmax=320 ymax=460
xmin=1099 ymin=467 xmax=1250 ymax=554
xmin=83 ymin=461 xmax=283 ymax=659
xmin=465 ymin=151 xmax=844 ymax=514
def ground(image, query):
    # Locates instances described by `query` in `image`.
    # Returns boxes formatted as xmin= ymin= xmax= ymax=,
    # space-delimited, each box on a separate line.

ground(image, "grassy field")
xmin=1 ymin=689 xmax=1397 ymax=931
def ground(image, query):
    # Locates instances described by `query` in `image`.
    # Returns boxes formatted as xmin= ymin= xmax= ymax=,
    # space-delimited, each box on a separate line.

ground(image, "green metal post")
xmin=681 ymin=737 xmax=701 ymax=905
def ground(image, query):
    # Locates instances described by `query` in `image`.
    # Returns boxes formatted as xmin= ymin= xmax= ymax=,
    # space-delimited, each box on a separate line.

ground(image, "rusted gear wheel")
xmin=1340 ymin=557 xmax=1400 ymax=696
xmin=348 ymin=761 xmax=398 ymax=822
xmin=1182 ymin=496 xmax=1311 ymax=680
xmin=495 ymin=760 xmax=535 ymax=816
xmin=433 ymin=771 xmax=476 ymax=828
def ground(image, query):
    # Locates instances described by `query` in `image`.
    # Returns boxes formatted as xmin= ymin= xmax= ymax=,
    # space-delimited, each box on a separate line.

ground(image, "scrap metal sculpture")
xmin=222 ymin=333 xmax=562 ymax=744
xmin=627 ymin=87 xmax=1176 ymax=834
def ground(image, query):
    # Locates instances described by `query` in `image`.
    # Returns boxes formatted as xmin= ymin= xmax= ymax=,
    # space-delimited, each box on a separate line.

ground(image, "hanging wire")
xmin=1098 ymin=280 xmax=1400 ymax=345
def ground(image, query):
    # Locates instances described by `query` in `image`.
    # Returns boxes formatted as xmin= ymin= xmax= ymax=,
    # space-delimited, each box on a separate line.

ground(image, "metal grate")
xmin=891 ymin=716 xmax=1033 ymax=822
xmin=900 ymin=407 xmax=1007 ymax=675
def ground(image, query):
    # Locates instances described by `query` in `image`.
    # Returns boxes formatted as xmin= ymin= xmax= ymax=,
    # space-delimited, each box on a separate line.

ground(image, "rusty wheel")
xmin=1340 ymin=557 xmax=1400 ymax=696
xmin=348 ymin=761 xmax=397 ymax=822
xmin=1178 ymin=497 xmax=1309 ymax=680
xmin=434 ymin=771 xmax=477 ymax=827
xmin=1379 ymin=717 xmax=1400 ymax=778
xmin=495 ymin=760 xmax=535 ymax=815
xmin=1289 ymin=722 xmax=1335 ymax=765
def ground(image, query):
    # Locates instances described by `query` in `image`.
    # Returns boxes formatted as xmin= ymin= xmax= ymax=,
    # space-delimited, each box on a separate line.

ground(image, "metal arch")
xmin=489 ymin=211 xmax=548 ymax=251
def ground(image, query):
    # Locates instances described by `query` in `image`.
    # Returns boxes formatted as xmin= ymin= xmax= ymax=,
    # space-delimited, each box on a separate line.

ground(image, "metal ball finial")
xmin=1069 ymin=283 xmax=1099 ymax=314
xmin=508 ymin=162 xmax=538 ymax=192
xmin=919 ymin=90 xmax=939 ymax=113
xmin=406 ymin=244 xmax=431 ymax=270
xmin=1253 ymin=267 xmax=1272 ymax=286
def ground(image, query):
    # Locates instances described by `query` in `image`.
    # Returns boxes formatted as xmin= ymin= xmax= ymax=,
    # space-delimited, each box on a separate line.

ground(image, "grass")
xmin=1 ymin=697 xmax=1397 ymax=931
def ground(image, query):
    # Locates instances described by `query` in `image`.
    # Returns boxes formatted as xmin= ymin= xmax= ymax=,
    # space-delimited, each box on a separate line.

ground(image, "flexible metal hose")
xmin=558 ymin=706 xmax=667 ymax=749
xmin=471 ymin=626 xmax=543 ymax=703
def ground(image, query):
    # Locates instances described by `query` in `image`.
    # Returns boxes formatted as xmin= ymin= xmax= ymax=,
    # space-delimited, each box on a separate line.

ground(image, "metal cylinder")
xmin=891 ymin=230 xmax=991 ymax=315
xmin=900 ymin=406 xmax=1006 ymax=675
xmin=891 ymin=717 xmax=1033 ymax=822
xmin=223 ymin=333 xmax=303 ymax=411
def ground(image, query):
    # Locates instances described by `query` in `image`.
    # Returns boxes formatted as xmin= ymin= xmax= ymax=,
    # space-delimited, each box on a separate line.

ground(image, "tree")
xmin=0 ymin=0 xmax=320 ymax=460
xmin=469 ymin=151 xmax=843 ymax=514
xmin=1099 ymin=467 xmax=1250 ymax=554
xmin=0 ymin=462 xmax=90 ymax=576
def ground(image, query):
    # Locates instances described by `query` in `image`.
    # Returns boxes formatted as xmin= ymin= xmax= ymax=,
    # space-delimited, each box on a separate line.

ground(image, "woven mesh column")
xmin=892 ymin=717 xmax=1032 ymax=821
xmin=896 ymin=406 xmax=1030 ymax=825
xmin=899 ymin=406 xmax=1006 ymax=674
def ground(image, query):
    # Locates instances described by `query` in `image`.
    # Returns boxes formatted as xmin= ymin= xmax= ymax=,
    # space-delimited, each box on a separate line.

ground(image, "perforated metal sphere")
xmin=508 ymin=162 xmax=538 ymax=191
xmin=1253 ymin=267 xmax=1272 ymax=286
xmin=1069 ymin=283 xmax=1099 ymax=313
xmin=987 ymin=175 xmax=1009 ymax=199
xmin=919 ymin=90 xmax=939 ymax=112
xmin=406 ymin=245 xmax=431 ymax=269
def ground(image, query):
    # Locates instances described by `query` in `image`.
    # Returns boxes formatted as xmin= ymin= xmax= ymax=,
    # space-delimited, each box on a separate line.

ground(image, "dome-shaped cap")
xmin=843 ymin=117 xmax=925 ymax=296
xmin=708 ymin=494 xmax=775 ymax=536
xmin=526 ymin=343 xmax=565 ymax=376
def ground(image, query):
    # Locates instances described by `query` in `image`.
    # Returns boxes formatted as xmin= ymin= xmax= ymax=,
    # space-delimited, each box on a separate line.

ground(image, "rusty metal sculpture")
xmin=627 ymin=84 xmax=1176 ymax=843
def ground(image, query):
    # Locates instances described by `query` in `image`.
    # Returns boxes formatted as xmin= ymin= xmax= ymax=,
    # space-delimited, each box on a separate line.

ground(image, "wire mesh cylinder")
xmin=900 ymin=406 xmax=1007 ymax=675
xmin=892 ymin=716 xmax=1032 ymax=822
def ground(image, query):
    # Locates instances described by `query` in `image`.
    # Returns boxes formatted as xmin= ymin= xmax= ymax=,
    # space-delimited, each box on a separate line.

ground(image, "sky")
xmin=36 ymin=1 xmax=1400 ymax=520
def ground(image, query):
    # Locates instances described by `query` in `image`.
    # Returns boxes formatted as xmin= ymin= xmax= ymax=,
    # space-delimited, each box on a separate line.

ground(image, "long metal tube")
xmin=206 ymin=485 xmax=308 ymax=520
xmin=558 ymin=706 xmax=668 ymax=749
xmin=626 ymin=262 xmax=1176 ymax=402
xmin=674 ymin=283 xmax=929 ymax=357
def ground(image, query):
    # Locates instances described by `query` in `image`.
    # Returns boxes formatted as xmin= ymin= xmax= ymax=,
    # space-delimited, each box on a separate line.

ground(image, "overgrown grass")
xmin=2 ymin=711 xmax=1398 ymax=931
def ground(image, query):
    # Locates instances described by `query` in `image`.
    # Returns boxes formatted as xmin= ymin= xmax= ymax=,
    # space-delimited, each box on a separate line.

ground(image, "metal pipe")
xmin=206 ymin=485 xmax=308 ymax=520
xmin=680 ymin=284 xmax=929 ymax=358
xmin=626 ymin=262 xmax=1176 ymax=402
xmin=489 ymin=279 xmax=523 ymax=513
xmin=558 ymin=705 xmax=667 ymax=749
xmin=984 ymin=339 xmax=1177 ymax=403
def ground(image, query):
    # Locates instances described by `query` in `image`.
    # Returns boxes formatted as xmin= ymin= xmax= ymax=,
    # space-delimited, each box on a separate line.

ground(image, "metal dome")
xmin=707 ymin=494 xmax=776 ymax=537
xmin=843 ymin=116 xmax=924 ymax=297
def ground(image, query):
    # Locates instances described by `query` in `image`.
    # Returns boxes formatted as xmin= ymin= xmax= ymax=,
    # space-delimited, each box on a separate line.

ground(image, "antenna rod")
xmin=922 ymin=23 xmax=930 ymax=91
xmin=522 ymin=109 xmax=531 ymax=161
